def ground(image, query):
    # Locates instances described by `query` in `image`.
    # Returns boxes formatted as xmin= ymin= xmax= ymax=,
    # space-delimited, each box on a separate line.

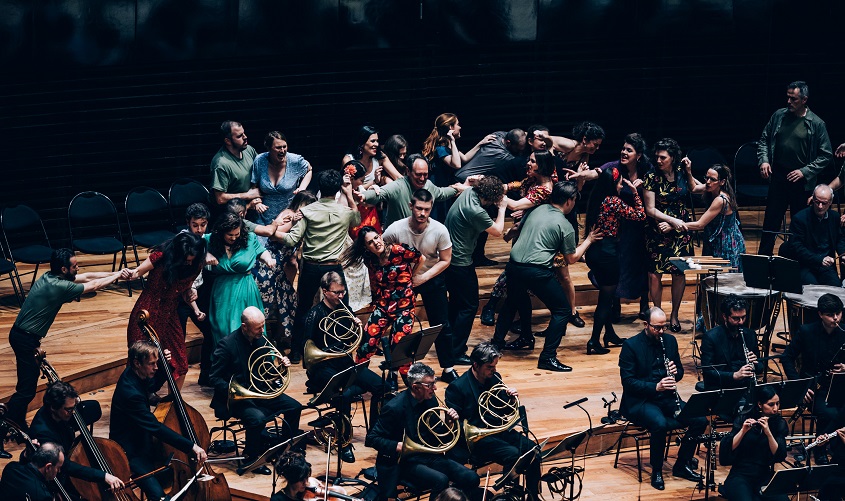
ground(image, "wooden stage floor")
xmin=0 ymin=221 xmax=791 ymax=501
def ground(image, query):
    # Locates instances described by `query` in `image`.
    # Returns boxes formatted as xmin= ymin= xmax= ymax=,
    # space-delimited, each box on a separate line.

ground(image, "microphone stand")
xmin=563 ymin=398 xmax=592 ymax=501
xmin=601 ymin=393 xmax=619 ymax=425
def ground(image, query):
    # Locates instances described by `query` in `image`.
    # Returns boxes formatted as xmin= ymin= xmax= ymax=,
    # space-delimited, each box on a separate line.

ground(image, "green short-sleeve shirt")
xmin=210 ymin=145 xmax=258 ymax=195
xmin=445 ymin=188 xmax=494 ymax=267
xmin=509 ymin=204 xmax=576 ymax=266
xmin=14 ymin=272 xmax=84 ymax=337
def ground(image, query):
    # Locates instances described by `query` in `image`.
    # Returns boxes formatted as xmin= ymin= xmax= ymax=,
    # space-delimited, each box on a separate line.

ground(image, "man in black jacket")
xmin=0 ymin=442 xmax=64 ymax=501
xmin=110 ymin=341 xmax=206 ymax=500
xmin=210 ymin=306 xmax=302 ymax=475
xmin=365 ymin=362 xmax=479 ymax=501
xmin=618 ymin=307 xmax=707 ymax=490
xmin=30 ymin=381 xmax=124 ymax=496
xmin=700 ymin=296 xmax=762 ymax=393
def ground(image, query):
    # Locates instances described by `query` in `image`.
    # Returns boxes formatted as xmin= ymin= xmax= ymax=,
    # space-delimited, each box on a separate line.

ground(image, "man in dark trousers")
xmin=700 ymin=296 xmax=762 ymax=393
xmin=618 ymin=307 xmax=707 ymax=490
xmin=0 ymin=441 xmax=64 ymax=501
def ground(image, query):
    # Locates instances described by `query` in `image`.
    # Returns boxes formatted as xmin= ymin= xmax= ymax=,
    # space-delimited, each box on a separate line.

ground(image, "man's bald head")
xmin=240 ymin=306 xmax=266 ymax=341
xmin=811 ymin=184 xmax=834 ymax=217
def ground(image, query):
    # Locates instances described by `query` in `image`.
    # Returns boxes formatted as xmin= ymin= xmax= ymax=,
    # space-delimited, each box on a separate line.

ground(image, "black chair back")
xmin=1 ymin=204 xmax=54 ymax=295
xmin=169 ymin=178 xmax=210 ymax=230
xmin=125 ymin=187 xmax=176 ymax=266
xmin=67 ymin=192 xmax=129 ymax=294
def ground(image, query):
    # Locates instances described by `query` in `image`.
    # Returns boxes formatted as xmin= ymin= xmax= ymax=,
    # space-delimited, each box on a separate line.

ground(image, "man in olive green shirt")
xmin=7 ymin=249 xmax=126 ymax=429
xmin=278 ymin=170 xmax=360 ymax=362
xmin=210 ymin=120 xmax=260 ymax=207
xmin=492 ymin=181 xmax=600 ymax=372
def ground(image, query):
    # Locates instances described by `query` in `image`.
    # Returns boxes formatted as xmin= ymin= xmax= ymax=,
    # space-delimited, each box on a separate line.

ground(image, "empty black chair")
xmin=1 ymin=204 xmax=54 ymax=296
xmin=734 ymin=141 xmax=766 ymax=204
xmin=125 ymin=187 xmax=176 ymax=267
xmin=169 ymin=178 xmax=210 ymax=231
xmin=0 ymin=246 xmax=23 ymax=306
xmin=68 ymin=191 xmax=130 ymax=295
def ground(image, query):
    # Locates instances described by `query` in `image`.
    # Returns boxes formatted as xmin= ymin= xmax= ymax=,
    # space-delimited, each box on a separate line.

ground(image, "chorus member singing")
xmin=700 ymin=297 xmax=762 ymax=394
xmin=718 ymin=385 xmax=788 ymax=501
xmin=126 ymin=232 xmax=207 ymax=388
xmin=0 ymin=442 xmax=64 ymax=501
xmin=492 ymin=182 xmax=599 ymax=371
xmin=209 ymin=307 xmax=302 ymax=474
xmin=619 ymin=307 xmax=707 ymax=490
xmin=383 ymin=189 xmax=459 ymax=382
xmin=780 ymin=293 xmax=845 ymax=465
xmin=30 ymin=382 xmax=124 ymax=495
xmin=6 ymin=249 xmax=125 ymax=429
xmin=583 ymin=167 xmax=645 ymax=355
xmin=251 ymin=130 xmax=313 ymax=227
xmin=444 ymin=342 xmax=540 ymax=500
xmin=110 ymin=341 xmax=206 ymax=500
xmin=343 ymin=125 xmax=403 ymax=185
xmin=365 ymin=362 xmax=480 ymax=501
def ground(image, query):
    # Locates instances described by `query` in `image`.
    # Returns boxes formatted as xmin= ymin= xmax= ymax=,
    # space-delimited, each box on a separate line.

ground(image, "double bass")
xmin=137 ymin=310 xmax=231 ymax=501
xmin=35 ymin=349 xmax=140 ymax=501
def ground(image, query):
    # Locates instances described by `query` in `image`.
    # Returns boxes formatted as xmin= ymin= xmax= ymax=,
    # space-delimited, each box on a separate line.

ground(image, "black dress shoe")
xmin=672 ymin=464 xmax=703 ymax=482
xmin=0 ymin=447 xmax=11 ymax=460
xmin=503 ymin=335 xmax=535 ymax=351
xmin=253 ymin=465 xmax=272 ymax=475
xmin=569 ymin=311 xmax=585 ymax=328
xmin=650 ymin=470 xmax=665 ymax=490
xmin=537 ymin=358 xmax=572 ymax=372
xmin=473 ymin=257 xmax=499 ymax=267
xmin=480 ymin=305 xmax=496 ymax=326
xmin=586 ymin=340 xmax=610 ymax=355
xmin=509 ymin=324 xmax=522 ymax=335
xmin=534 ymin=328 xmax=547 ymax=337
xmin=340 ymin=444 xmax=356 ymax=463
xmin=440 ymin=368 xmax=459 ymax=384
xmin=669 ymin=321 xmax=682 ymax=333
xmin=603 ymin=333 xmax=626 ymax=348
xmin=453 ymin=355 xmax=473 ymax=366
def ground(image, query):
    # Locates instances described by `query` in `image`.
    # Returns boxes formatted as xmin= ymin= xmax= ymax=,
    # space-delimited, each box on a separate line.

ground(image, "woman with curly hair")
xmin=343 ymin=226 xmax=422 ymax=379
xmin=205 ymin=212 xmax=276 ymax=346
xmin=126 ymin=232 xmax=207 ymax=385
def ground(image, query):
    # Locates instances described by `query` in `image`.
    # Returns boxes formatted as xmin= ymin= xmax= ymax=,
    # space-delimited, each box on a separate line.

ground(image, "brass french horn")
xmin=463 ymin=381 xmax=521 ymax=453
xmin=303 ymin=302 xmax=363 ymax=370
xmin=400 ymin=395 xmax=460 ymax=460
xmin=228 ymin=339 xmax=290 ymax=411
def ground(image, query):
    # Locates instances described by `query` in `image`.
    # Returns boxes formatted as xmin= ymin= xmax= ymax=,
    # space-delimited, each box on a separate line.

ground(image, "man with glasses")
xmin=779 ymin=184 xmax=845 ymax=286
xmin=619 ymin=307 xmax=707 ymax=490
xmin=700 ymin=296 xmax=761 ymax=394
xmin=757 ymin=80 xmax=833 ymax=256
xmin=303 ymin=272 xmax=385 ymax=464
xmin=366 ymin=362 xmax=480 ymax=501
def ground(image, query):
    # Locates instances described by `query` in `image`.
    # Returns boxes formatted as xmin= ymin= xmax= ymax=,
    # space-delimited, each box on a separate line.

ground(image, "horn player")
xmin=365 ymin=362 xmax=480 ymax=501
xmin=444 ymin=342 xmax=540 ymax=501
xmin=304 ymin=271 xmax=386 ymax=464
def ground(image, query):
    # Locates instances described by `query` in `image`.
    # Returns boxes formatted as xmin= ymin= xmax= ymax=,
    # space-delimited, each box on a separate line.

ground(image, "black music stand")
xmin=238 ymin=430 xmax=308 ymax=476
xmin=754 ymin=378 xmax=812 ymax=412
xmin=308 ymin=361 xmax=370 ymax=407
xmin=494 ymin=447 xmax=538 ymax=490
xmin=741 ymin=254 xmax=802 ymax=294
xmin=379 ymin=325 xmax=442 ymax=389
xmin=825 ymin=372 xmax=845 ymax=408
xmin=760 ymin=464 xmax=839 ymax=498
xmin=541 ymin=430 xmax=592 ymax=501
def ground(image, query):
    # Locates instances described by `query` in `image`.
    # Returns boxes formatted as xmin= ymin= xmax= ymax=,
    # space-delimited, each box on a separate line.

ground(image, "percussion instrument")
xmin=783 ymin=285 xmax=845 ymax=338
xmin=700 ymin=273 xmax=780 ymax=331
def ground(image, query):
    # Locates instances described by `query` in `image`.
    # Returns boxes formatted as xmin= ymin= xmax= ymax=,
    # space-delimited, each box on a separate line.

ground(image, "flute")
xmin=805 ymin=429 xmax=842 ymax=451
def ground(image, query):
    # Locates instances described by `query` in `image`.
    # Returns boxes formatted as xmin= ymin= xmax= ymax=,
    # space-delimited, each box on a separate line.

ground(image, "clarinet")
xmin=658 ymin=334 xmax=682 ymax=418
xmin=739 ymin=329 xmax=757 ymax=400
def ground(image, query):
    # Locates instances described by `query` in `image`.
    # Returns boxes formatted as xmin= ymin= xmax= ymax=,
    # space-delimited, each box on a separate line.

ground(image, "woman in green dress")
xmin=205 ymin=212 xmax=276 ymax=345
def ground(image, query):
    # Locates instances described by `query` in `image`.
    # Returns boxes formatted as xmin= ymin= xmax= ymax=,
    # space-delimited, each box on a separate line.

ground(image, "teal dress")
xmin=204 ymin=232 xmax=266 ymax=346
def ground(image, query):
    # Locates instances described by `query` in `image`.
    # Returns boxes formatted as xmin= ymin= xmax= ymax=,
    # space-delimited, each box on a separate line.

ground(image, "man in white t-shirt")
xmin=382 ymin=189 xmax=458 ymax=383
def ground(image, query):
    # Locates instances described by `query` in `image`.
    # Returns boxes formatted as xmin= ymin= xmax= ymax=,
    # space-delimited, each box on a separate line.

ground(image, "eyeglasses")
xmin=324 ymin=288 xmax=346 ymax=296
xmin=812 ymin=197 xmax=832 ymax=206
xmin=647 ymin=323 xmax=667 ymax=331
xmin=415 ymin=381 xmax=436 ymax=389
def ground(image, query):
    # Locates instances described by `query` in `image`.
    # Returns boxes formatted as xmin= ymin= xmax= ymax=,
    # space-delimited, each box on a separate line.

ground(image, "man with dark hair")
xmin=110 ymin=341 xmax=206 ymax=499
xmin=445 ymin=342 xmax=540 ymax=499
xmin=454 ymin=129 xmax=528 ymax=184
xmin=366 ymin=362 xmax=480 ymax=501
xmin=778 ymin=184 xmax=845 ymax=286
xmin=781 ymin=293 xmax=845 ymax=464
xmin=0 ymin=441 xmax=64 ymax=500
xmin=6 ymin=249 xmax=126 ymax=430
xmin=211 ymin=120 xmax=260 ymax=206
xmin=700 ymin=296 xmax=761 ymax=393
xmin=30 ymin=381 xmax=124 ymax=495
xmin=492 ymin=181 xmax=599 ymax=371
xmin=383 ymin=189 xmax=458 ymax=382
xmin=619 ymin=307 xmax=707 ymax=490
xmin=279 ymin=169 xmax=360 ymax=361
xmin=757 ymin=81 xmax=833 ymax=256
xmin=445 ymin=176 xmax=508 ymax=365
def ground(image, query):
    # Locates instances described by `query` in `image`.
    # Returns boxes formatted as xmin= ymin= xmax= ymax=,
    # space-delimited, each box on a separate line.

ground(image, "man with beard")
xmin=700 ymin=296 xmax=762 ymax=394
xmin=6 ymin=249 xmax=126 ymax=431
xmin=211 ymin=120 xmax=261 ymax=207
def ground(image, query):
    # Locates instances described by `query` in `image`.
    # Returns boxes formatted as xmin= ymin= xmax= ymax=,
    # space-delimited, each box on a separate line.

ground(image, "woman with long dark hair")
xmin=383 ymin=134 xmax=409 ymax=177
xmin=127 ymin=232 xmax=207 ymax=386
xmin=342 ymin=125 xmax=402 ymax=186
xmin=719 ymin=385 xmax=788 ymax=501
xmin=583 ymin=167 xmax=645 ymax=354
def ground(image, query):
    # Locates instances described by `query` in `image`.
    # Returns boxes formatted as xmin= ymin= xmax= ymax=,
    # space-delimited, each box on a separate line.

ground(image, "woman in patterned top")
xmin=584 ymin=167 xmax=646 ymax=354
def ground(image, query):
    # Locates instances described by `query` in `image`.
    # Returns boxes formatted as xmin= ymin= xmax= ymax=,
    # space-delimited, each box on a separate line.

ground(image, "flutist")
xmin=780 ymin=293 xmax=845 ymax=465
xmin=619 ymin=307 xmax=708 ymax=491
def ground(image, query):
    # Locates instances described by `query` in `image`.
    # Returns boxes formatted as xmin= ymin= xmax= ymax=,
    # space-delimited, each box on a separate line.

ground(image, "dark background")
xmin=2 ymin=0 xmax=844 ymax=245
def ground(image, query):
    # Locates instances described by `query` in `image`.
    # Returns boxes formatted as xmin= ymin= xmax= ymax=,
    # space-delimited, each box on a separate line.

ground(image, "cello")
xmin=35 ymin=349 xmax=140 ymax=501
xmin=137 ymin=310 xmax=231 ymax=501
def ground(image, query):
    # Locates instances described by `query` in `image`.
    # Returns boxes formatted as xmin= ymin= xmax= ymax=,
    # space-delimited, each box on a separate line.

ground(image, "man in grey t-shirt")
xmin=382 ymin=189 xmax=458 ymax=383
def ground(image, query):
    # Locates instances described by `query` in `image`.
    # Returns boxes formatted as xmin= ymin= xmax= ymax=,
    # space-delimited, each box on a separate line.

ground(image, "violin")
xmin=35 ymin=349 xmax=140 ymax=501
xmin=137 ymin=310 xmax=231 ymax=501
xmin=302 ymin=477 xmax=362 ymax=501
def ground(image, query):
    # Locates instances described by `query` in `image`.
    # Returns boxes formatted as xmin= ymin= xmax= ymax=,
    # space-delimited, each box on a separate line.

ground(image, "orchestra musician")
xmin=700 ymin=296 xmax=762 ymax=397
xmin=303 ymin=271 xmax=385 ymax=464
xmin=110 ymin=341 xmax=207 ymax=500
xmin=618 ymin=307 xmax=707 ymax=490
xmin=210 ymin=306 xmax=303 ymax=475
xmin=718 ymin=385 xmax=788 ymax=501
xmin=0 ymin=442 xmax=65 ymax=501
xmin=270 ymin=451 xmax=360 ymax=501
xmin=365 ymin=362 xmax=480 ymax=501
xmin=29 ymin=381 xmax=124 ymax=496
xmin=444 ymin=342 xmax=541 ymax=501
xmin=780 ymin=293 xmax=845 ymax=465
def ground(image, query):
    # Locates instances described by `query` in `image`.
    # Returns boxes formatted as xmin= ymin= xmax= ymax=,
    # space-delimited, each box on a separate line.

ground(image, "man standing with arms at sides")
xmin=6 ymin=249 xmax=126 ymax=431
xmin=757 ymin=81 xmax=833 ymax=256
xmin=211 ymin=120 xmax=261 ymax=207
xmin=383 ymin=188 xmax=458 ymax=382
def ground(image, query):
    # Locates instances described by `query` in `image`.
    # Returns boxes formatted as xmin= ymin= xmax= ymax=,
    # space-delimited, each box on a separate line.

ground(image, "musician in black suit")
xmin=0 ymin=442 xmax=64 ymax=501
xmin=110 ymin=341 xmax=206 ymax=500
xmin=778 ymin=184 xmax=845 ymax=286
xmin=365 ymin=362 xmax=480 ymax=501
xmin=619 ymin=307 xmax=707 ymax=490
xmin=444 ymin=342 xmax=540 ymax=501
xmin=30 ymin=381 xmax=124 ymax=495
xmin=781 ymin=293 xmax=845 ymax=464
xmin=209 ymin=306 xmax=303 ymax=475
xmin=700 ymin=296 xmax=762 ymax=393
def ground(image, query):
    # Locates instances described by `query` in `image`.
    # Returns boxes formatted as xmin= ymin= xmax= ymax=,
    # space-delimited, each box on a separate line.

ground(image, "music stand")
xmin=238 ymin=431 xmax=308 ymax=475
xmin=379 ymin=325 xmax=442 ymax=390
xmin=493 ymin=448 xmax=537 ymax=490
xmin=760 ymin=465 xmax=839 ymax=497
xmin=308 ymin=361 xmax=370 ymax=407
xmin=754 ymin=378 xmax=812 ymax=412
xmin=740 ymin=254 xmax=802 ymax=294
xmin=825 ymin=372 xmax=845 ymax=408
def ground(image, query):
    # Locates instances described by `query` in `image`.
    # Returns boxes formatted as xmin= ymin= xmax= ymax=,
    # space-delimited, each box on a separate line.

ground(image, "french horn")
xmin=400 ymin=395 xmax=460 ymax=460
xmin=303 ymin=303 xmax=363 ymax=370
xmin=228 ymin=339 xmax=290 ymax=411
xmin=463 ymin=381 xmax=521 ymax=453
